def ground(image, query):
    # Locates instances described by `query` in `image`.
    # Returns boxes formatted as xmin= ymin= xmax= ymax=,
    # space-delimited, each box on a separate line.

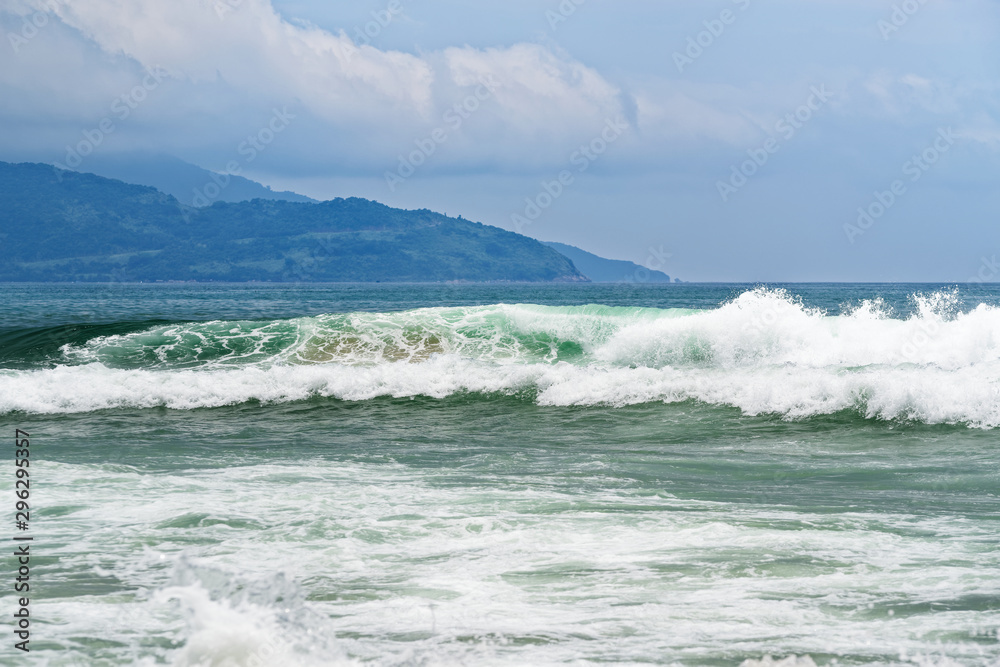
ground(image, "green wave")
xmin=0 ymin=320 xmax=180 ymax=369
xmin=32 ymin=304 xmax=697 ymax=371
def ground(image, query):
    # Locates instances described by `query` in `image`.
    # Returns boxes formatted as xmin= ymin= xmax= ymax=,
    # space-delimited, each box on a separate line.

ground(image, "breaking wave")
xmin=2 ymin=288 xmax=999 ymax=426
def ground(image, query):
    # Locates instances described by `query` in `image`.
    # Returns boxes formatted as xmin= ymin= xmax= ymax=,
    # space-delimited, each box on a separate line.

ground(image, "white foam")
xmin=740 ymin=657 xmax=817 ymax=667
xmin=4 ymin=289 xmax=999 ymax=425
xmin=33 ymin=459 xmax=1000 ymax=665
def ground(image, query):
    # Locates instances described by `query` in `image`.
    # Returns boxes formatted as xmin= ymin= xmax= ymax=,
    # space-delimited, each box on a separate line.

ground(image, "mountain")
xmin=0 ymin=162 xmax=586 ymax=283
xmin=63 ymin=151 xmax=317 ymax=207
xmin=544 ymin=242 xmax=673 ymax=283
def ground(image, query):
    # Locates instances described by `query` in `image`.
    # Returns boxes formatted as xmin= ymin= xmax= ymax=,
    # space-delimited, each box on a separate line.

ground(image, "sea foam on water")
xmin=2 ymin=288 xmax=998 ymax=426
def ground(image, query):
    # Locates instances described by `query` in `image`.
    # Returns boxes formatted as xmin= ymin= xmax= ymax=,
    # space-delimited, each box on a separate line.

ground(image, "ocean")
xmin=1 ymin=282 xmax=998 ymax=666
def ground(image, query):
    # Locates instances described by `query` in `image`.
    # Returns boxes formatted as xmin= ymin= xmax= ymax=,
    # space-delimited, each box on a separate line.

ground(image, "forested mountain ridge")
xmin=0 ymin=162 xmax=586 ymax=283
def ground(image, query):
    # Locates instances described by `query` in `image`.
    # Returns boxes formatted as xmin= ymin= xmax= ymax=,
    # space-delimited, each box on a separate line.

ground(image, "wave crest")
xmin=3 ymin=289 xmax=999 ymax=425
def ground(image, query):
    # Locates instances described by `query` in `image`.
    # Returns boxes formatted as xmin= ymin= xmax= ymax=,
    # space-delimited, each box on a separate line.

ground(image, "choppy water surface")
xmin=0 ymin=283 xmax=997 ymax=666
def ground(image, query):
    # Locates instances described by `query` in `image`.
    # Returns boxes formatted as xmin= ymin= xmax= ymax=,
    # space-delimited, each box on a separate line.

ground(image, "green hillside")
xmin=543 ymin=241 xmax=673 ymax=283
xmin=0 ymin=162 xmax=586 ymax=283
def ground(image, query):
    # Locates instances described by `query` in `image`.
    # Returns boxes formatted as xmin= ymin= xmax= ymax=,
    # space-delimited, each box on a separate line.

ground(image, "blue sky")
xmin=1 ymin=0 xmax=998 ymax=281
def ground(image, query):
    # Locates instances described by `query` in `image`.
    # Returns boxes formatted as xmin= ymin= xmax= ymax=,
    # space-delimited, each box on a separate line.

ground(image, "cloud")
xmin=1 ymin=0 xmax=635 ymax=168
xmin=20 ymin=0 xmax=435 ymax=119
xmin=1 ymin=0 xmax=996 ymax=180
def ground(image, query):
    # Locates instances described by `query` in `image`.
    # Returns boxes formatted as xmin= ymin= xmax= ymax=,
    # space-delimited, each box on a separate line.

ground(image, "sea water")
xmin=0 ymin=283 xmax=998 ymax=666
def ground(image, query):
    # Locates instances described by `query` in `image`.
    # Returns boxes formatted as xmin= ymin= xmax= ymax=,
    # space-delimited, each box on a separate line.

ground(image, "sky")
xmin=1 ymin=0 xmax=998 ymax=281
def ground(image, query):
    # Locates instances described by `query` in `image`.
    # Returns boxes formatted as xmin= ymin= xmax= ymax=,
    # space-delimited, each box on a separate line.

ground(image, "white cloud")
xmin=1 ymin=0 xmax=996 ymax=177
xmin=4 ymin=0 xmax=632 ymax=145
xmin=21 ymin=0 xmax=434 ymax=120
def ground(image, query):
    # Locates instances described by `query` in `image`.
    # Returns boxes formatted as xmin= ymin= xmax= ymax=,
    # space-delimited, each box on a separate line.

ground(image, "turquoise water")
xmin=1 ymin=283 xmax=998 ymax=666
